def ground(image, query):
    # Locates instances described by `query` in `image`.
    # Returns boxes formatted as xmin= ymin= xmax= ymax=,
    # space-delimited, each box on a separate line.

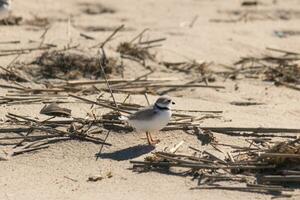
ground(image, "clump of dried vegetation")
xmin=0 ymin=16 xmax=22 ymax=26
xmin=211 ymin=9 xmax=300 ymax=23
xmin=27 ymin=50 xmax=122 ymax=80
xmin=221 ymin=48 xmax=300 ymax=90
xmin=132 ymin=135 xmax=300 ymax=197
xmin=79 ymin=3 xmax=116 ymax=15
xmin=117 ymin=42 xmax=156 ymax=61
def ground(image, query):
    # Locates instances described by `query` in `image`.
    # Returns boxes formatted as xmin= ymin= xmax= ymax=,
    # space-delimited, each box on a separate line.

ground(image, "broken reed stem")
xmin=139 ymin=38 xmax=166 ymax=45
xmin=130 ymin=160 xmax=275 ymax=169
xmin=90 ymin=24 xmax=124 ymax=48
xmin=12 ymin=145 xmax=50 ymax=156
xmin=65 ymin=78 xmax=176 ymax=86
xmin=111 ymin=84 xmax=225 ymax=89
xmin=190 ymin=186 xmax=293 ymax=193
xmin=266 ymin=47 xmax=300 ymax=55
xmin=99 ymin=48 xmax=120 ymax=113
xmin=0 ymin=40 xmax=20 ymax=44
xmin=260 ymin=175 xmax=300 ymax=182
xmin=68 ymin=94 xmax=130 ymax=114
xmin=0 ymin=46 xmax=52 ymax=53
xmin=194 ymin=127 xmax=300 ymax=133
xmin=130 ymin=28 xmax=149 ymax=43
xmin=96 ymin=48 xmax=118 ymax=156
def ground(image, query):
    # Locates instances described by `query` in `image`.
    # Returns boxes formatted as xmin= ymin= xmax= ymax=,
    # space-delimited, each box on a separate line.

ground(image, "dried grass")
xmin=27 ymin=50 xmax=122 ymax=80
xmin=117 ymin=42 xmax=155 ymax=61
xmin=0 ymin=16 xmax=22 ymax=26
xmin=79 ymin=3 xmax=116 ymax=15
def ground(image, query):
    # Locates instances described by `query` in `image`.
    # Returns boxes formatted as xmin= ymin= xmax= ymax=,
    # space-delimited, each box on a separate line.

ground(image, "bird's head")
xmin=155 ymin=96 xmax=175 ymax=109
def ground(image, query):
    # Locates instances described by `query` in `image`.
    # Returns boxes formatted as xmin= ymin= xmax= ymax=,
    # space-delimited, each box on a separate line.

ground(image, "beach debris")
xmin=230 ymin=101 xmax=264 ymax=106
xmin=241 ymin=1 xmax=258 ymax=6
xmin=87 ymin=175 xmax=104 ymax=182
xmin=220 ymin=48 xmax=300 ymax=91
xmin=106 ymin=171 xmax=113 ymax=178
xmin=77 ymin=25 xmax=134 ymax=32
xmin=273 ymin=30 xmax=300 ymax=38
xmin=0 ymin=15 xmax=22 ymax=26
xmin=211 ymin=9 xmax=300 ymax=23
xmin=161 ymin=60 xmax=214 ymax=78
xmin=87 ymin=172 xmax=113 ymax=182
xmin=40 ymin=103 xmax=72 ymax=117
xmin=117 ymin=29 xmax=166 ymax=63
xmin=24 ymin=16 xmax=51 ymax=28
xmin=28 ymin=50 xmax=121 ymax=80
xmin=117 ymin=41 xmax=155 ymax=62
xmin=131 ymin=137 xmax=300 ymax=197
xmin=79 ymin=3 xmax=116 ymax=15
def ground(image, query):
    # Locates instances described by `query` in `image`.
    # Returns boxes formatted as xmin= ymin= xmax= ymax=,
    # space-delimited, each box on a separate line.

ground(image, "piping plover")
xmin=123 ymin=96 xmax=175 ymax=145
xmin=0 ymin=0 xmax=11 ymax=20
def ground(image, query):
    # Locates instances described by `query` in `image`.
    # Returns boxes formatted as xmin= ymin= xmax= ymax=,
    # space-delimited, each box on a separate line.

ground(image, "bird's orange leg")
xmin=146 ymin=132 xmax=152 ymax=145
xmin=148 ymin=132 xmax=160 ymax=145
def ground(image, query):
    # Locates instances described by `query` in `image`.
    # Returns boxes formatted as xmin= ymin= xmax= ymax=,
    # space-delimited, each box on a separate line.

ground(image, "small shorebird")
xmin=0 ymin=0 xmax=11 ymax=20
xmin=123 ymin=96 xmax=175 ymax=145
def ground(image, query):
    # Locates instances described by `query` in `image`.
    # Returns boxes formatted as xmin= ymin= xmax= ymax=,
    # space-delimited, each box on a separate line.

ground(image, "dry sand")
xmin=1 ymin=0 xmax=300 ymax=199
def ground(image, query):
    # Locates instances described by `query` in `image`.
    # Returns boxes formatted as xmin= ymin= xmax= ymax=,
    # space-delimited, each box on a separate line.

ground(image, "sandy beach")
xmin=0 ymin=0 xmax=300 ymax=199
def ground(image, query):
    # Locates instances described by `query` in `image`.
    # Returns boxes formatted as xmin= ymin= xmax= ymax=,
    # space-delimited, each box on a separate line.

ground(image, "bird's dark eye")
xmin=167 ymin=100 xmax=171 ymax=103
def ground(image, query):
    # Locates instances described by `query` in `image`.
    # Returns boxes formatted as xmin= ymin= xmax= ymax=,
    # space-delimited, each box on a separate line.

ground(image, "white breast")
xmin=0 ymin=5 xmax=10 ymax=20
xmin=128 ymin=110 xmax=172 ymax=132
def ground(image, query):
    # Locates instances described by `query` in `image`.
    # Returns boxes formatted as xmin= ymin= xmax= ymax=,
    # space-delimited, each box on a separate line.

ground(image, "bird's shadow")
xmin=96 ymin=144 xmax=155 ymax=161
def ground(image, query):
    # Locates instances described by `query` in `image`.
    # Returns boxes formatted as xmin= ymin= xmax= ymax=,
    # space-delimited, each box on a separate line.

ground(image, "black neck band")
xmin=155 ymin=103 xmax=169 ymax=110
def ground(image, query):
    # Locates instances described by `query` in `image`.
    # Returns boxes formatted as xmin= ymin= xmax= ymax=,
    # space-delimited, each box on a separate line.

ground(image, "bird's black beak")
xmin=172 ymin=101 xmax=175 ymax=105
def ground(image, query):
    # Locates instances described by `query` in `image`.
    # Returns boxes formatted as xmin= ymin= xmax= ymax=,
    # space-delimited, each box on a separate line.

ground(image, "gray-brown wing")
xmin=0 ymin=0 xmax=8 ymax=6
xmin=128 ymin=106 xmax=158 ymax=121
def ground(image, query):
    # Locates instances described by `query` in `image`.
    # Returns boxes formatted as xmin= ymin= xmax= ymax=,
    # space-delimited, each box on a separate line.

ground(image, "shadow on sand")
xmin=96 ymin=144 xmax=155 ymax=161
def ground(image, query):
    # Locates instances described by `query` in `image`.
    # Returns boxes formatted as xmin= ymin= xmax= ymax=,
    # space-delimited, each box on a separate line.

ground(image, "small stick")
xmin=169 ymin=141 xmax=184 ymax=153
xmin=64 ymin=176 xmax=78 ymax=182
xmin=0 ymin=41 xmax=20 ymax=44
xmin=227 ymin=152 xmax=235 ymax=163
xmin=266 ymin=47 xmax=300 ymax=55
xmin=0 ymin=134 xmax=62 ymax=141
xmin=96 ymin=130 xmax=110 ymax=160
xmin=190 ymin=186 xmax=293 ymax=193
xmin=260 ymin=175 xmax=300 ymax=183
xmin=258 ymin=153 xmax=300 ymax=159
xmin=65 ymin=77 xmax=175 ymax=86
xmin=98 ymin=48 xmax=119 ymax=111
xmin=95 ymin=47 xmax=119 ymax=157
xmin=0 ymin=66 xmax=29 ymax=82
xmin=139 ymin=38 xmax=166 ymax=45
xmin=12 ymin=145 xmax=49 ymax=156
xmin=214 ymin=142 xmax=259 ymax=150
xmin=90 ymin=24 xmax=124 ymax=48
xmin=203 ymin=150 xmax=227 ymax=164
xmin=130 ymin=28 xmax=149 ymax=43
xmin=122 ymin=94 xmax=131 ymax=104
xmin=199 ymin=127 xmax=300 ymax=133
xmin=189 ymin=15 xmax=199 ymax=28
xmin=144 ymin=93 xmax=150 ymax=106
xmin=130 ymin=160 xmax=275 ymax=169
xmin=281 ymin=170 xmax=300 ymax=175
xmin=7 ymin=113 xmax=38 ymax=123
xmin=69 ymin=94 xmax=131 ymax=114
xmin=276 ymin=80 xmax=300 ymax=92
xmin=173 ymin=109 xmax=223 ymax=113
xmin=39 ymin=25 xmax=52 ymax=47
xmin=112 ymin=84 xmax=225 ymax=89
xmin=0 ymin=46 xmax=52 ymax=53
xmin=21 ymin=136 xmax=70 ymax=149
xmin=80 ymin=33 xmax=95 ymax=40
